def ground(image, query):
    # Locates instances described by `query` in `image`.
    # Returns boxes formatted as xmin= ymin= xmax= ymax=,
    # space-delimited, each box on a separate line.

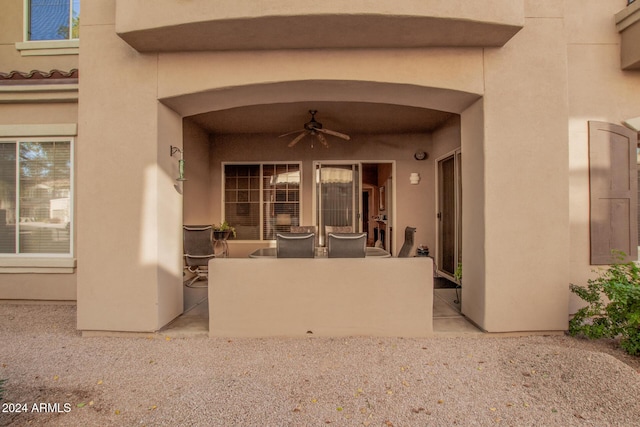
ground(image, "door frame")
xmin=312 ymin=161 xmax=362 ymax=246
xmin=435 ymin=149 xmax=462 ymax=281
xmin=312 ymin=160 xmax=396 ymax=249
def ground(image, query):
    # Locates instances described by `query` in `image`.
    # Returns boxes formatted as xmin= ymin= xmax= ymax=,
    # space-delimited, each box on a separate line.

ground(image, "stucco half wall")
xmin=208 ymin=258 xmax=433 ymax=337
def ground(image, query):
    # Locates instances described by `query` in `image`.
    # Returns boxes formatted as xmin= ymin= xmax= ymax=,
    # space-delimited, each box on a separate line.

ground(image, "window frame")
xmin=0 ymin=136 xmax=75 ymax=269
xmin=222 ymin=162 xmax=303 ymax=241
xmin=17 ymin=0 xmax=80 ymax=56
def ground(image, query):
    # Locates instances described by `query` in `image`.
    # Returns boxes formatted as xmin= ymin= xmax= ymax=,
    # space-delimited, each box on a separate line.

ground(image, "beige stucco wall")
xmin=0 ymin=0 xmax=79 ymax=72
xmin=182 ymin=120 xmax=212 ymax=224
xmin=117 ymin=0 xmax=523 ymax=33
xmin=76 ymin=1 xmax=183 ymax=332
xmin=474 ymin=4 xmax=571 ymax=332
xmin=0 ymin=0 xmax=78 ymax=301
xmin=567 ymin=0 xmax=640 ymax=313
xmin=77 ymin=0 xmax=563 ymax=333
xmin=4 ymin=0 xmax=634 ymax=334
xmin=0 ymin=101 xmax=78 ymax=301
xmin=209 ymin=258 xmax=434 ymax=337
xmin=115 ymin=0 xmax=523 ymax=52
xmin=460 ymin=99 xmax=486 ymax=329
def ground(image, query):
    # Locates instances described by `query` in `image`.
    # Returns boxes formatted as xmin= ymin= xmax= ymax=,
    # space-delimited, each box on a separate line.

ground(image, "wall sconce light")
xmin=170 ymin=145 xmax=187 ymax=181
xmin=410 ymin=172 xmax=421 ymax=185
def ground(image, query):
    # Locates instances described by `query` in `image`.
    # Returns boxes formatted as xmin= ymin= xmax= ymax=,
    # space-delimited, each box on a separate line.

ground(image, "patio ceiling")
xmin=188 ymin=102 xmax=455 ymax=135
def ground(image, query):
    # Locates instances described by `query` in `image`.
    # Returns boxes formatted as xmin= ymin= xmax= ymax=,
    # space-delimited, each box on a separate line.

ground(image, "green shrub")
xmin=0 ymin=378 xmax=6 ymax=401
xmin=569 ymin=251 xmax=640 ymax=356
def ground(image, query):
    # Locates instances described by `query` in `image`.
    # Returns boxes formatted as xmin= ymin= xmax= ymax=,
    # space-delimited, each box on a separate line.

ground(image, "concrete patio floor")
xmin=161 ymin=280 xmax=482 ymax=337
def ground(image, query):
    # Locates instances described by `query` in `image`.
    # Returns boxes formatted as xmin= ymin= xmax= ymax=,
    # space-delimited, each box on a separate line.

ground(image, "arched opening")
xmin=160 ymin=80 xmax=485 ymax=334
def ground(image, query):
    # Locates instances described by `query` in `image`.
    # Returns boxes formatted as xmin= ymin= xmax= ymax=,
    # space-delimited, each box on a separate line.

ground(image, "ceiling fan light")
xmin=282 ymin=110 xmax=350 ymax=148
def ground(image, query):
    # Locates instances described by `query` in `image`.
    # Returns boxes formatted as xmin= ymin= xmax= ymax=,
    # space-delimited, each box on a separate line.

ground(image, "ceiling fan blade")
xmin=279 ymin=129 xmax=305 ymax=138
xmin=288 ymin=132 xmax=308 ymax=147
xmin=317 ymin=128 xmax=351 ymax=140
xmin=317 ymin=133 xmax=329 ymax=148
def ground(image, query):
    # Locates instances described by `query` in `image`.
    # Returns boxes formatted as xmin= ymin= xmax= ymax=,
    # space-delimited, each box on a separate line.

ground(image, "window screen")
xmin=28 ymin=0 xmax=80 ymax=41
xmin=224 ymin=163 xmax=300 ymax=240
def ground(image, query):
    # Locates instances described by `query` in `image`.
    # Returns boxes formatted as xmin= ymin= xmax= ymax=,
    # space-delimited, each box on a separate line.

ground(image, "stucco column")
xmin=475 ymin=16 xmax=570 ymax=332
xmin=76 ymin=1 xmax=183 ymax=332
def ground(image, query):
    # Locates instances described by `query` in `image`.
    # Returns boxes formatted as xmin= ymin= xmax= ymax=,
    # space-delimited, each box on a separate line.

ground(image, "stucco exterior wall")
xmin=0 ymin=0 xmax=78 ymax=301
xmin=479 ymin=7 xmax=570 ymax=332
xmin=5 ymin=0 xmax=640 ymax=335
xmin=566 ymin=0 xmax=640 ymax=312
xmin=77 ymin=0 xmax=584 ymax=333
xmin=0 ymin=0 xmax=79 ymax=73
xmin=209 ymin=258 xmax=434 ymax=337
xmin=460 ymin=99 xmax=486 ymax=329
xmin=182 ymin=119 xmax=212 ymax=225
xmin=77 ymin=1 xmax=183 ymax=332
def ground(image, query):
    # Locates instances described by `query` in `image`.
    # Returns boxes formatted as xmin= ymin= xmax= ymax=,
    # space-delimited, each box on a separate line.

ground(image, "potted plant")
xmin=213 ymin=220 xmax=236 ymax=240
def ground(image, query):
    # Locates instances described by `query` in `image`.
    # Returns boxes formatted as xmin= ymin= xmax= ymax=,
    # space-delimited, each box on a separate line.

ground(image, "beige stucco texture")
xmin=5 ymin=0 xmax=639 ymax=337
xmin=0 ymin=1 xmax=79 ymax=300
xmin=75 ymin=0 xmax=573 ymax=334
xmin=209 ymin=258 xmax=434 ymax=337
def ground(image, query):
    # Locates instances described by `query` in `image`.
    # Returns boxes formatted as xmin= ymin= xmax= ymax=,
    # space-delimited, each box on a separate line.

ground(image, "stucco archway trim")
xmin=160 ymin=80 xmax=481 ymax=120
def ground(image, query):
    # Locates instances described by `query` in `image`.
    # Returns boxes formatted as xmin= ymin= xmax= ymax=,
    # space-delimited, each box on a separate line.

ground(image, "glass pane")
xmin=224 ymin=163 xmax=300 ymax=240
xmin=72 ymin=0 xmax=80 ymax=38
xmin=0 ymin=143 xmax=17 ymax=253
xmin=316 ymin=164 xmax=359 ymax=245
xmin=29 ymin=0 xmax=71 ymax=41
xmin=262 ymin=164 xmax=301 ymax=239
xmin=224 ymin=164 xmax=260 ymax=240
xmin=19 ymin=141 xmax=71 ymax=254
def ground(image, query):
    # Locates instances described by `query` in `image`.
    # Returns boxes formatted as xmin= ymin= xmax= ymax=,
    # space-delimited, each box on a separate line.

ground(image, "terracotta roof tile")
xmin=0 ymin=69 xmax=78 ymax=85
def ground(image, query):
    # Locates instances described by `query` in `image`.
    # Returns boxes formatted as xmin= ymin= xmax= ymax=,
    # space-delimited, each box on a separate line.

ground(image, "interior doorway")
xmin=362 ymin=162 xmax=393 ymax=252
xmin=436 ymin=149 xmax=462 ymax=279
xmin=313 ymin=161 xmax=394 ymax=251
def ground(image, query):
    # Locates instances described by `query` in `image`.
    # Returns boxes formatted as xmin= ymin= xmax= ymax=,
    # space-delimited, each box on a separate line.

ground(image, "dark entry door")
xmin=439 ymin=155 xmax=456 ymax=275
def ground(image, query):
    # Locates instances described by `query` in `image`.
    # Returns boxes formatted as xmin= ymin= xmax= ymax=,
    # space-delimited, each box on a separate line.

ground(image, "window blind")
xmin=224 ymin=163 xmax=300 ymax=240
xmin=0 ymin=140 xmax=71 ymax=255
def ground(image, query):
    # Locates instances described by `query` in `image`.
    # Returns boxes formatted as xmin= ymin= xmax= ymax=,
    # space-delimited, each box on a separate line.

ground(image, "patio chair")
xmin=183 ymin=225 xmax=216 ymax=287
xmin=398 ymin=226 xmax=416 ymax=257
xmin=327 ymin=233 xmax=367 ymax=258
xmin=290 ymin=225 xmax=319 ymax=247
xmin=325 ymin=225 xmax=353 ymax=234
xmin=324 ymin=226 xmax=353 ymax=247
xmin=276 ymin=232 xmax=316 ymax=258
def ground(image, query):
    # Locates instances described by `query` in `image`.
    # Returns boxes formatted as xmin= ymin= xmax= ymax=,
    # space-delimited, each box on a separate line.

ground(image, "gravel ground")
xmin=1 ymin=304 xmax=639 ymax=427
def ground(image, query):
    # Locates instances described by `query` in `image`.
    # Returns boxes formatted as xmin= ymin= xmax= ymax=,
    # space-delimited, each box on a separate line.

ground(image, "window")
xmin=27 ymin=0 xmax=80 ymax=41
xmin=224 ymin=163 xmax=301 ymax=240
xmin=0 ymin=140 xmax=72 ymax=255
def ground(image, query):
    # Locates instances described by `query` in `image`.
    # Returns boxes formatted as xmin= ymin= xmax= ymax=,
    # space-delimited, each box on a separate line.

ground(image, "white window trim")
xmin=222 ymin=162 xmax=303 ymax=242
xmin=0 ymin=134 xmax=75 ymax=272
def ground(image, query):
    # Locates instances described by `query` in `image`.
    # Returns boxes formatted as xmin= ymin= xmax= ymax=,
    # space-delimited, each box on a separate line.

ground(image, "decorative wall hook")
xmin=170 ymin=145 xmax=186 ymax=181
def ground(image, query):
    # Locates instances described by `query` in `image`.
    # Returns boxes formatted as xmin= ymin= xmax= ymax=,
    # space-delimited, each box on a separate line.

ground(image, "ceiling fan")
xmin=279 ymin=110 xmax=351 ymax=148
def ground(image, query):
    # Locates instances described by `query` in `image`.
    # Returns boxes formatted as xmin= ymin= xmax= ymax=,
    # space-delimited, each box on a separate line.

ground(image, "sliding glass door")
xmin=315 ymin=163 xmax=360 ymax=246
